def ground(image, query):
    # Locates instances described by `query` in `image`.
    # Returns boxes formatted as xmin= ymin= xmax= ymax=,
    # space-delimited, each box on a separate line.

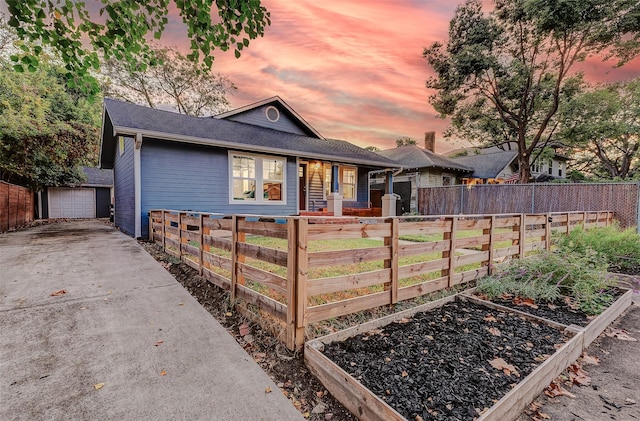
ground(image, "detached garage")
xmin=41 ymin=167 xmax=113 ymax=219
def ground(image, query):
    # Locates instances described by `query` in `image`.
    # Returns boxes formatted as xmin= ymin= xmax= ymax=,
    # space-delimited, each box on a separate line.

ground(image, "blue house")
xmin=99 ymin=96 xmax=398 ymax=238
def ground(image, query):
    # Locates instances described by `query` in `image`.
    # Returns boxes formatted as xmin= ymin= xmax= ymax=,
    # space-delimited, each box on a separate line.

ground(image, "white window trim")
xmin=228 ymin=151 xmax=287 ymax=205
xmin=323 ymin=164 xmax=357 ymax=201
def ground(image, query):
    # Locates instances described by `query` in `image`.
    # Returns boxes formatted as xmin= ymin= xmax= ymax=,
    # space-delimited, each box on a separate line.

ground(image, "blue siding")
xmin=114 ymin=136 xmax=135 ymax=235
xmin=225 ymin=105 xmax=309 ymax=136
xmin=357 ymin=167 xmax=370 ymax=204
xmin=140 ymin=139 xmax=297 ymax=238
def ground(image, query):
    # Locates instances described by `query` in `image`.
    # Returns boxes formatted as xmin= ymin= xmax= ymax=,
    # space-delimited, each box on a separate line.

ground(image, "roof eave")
xmin=113 ymin=125 xmax=394 ymax=168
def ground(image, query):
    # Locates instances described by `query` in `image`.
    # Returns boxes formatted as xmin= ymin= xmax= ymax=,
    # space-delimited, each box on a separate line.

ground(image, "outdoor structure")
xmin=40 ymin=167 xmax=113 ymax=219
xmin=448 ymin=144 xmax=569 ymax=184
xmin=99 ymin=97 xmax=399 ymax=238
xmin=371 ymin=132 xmax=472 ymax=213
xmin=147 ymin=209 xmax=614 ymax=350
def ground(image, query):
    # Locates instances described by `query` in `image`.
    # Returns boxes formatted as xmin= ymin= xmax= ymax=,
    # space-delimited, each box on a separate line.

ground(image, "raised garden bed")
xmin=305 ymin=289 xmax=633 ymax=421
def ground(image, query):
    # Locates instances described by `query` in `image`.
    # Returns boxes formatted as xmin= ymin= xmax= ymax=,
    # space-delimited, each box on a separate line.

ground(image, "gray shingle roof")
xmin=100 ymin=98 xmax=397 ymax=169
xmin=82 ymin=166 xmax=113 ymax=186
xmin=451 ymin=150 xmax=518 ymax=179
xmin=376 ymin=145 xmax=472 ymax=172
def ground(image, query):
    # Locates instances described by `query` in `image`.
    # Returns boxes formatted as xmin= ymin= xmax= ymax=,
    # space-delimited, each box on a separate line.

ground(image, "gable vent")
xmin=265 ymin=106 xmax=280 ymax=122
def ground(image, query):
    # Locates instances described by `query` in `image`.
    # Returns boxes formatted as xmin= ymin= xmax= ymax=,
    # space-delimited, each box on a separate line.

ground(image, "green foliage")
xmin=396 ymin=137 xmax=417 ymax=147
xmin=0 ymin=58 xmax=101 ymax=189
xmin=424 ymin=0 xmax=640 ymax=183
xmin=101 ymin=44 xmax=236 ymax=116
xmin=478 ymin=249 xmax=614 ymax=315
xmin=5 ymin=0 xmax=270 ymax=93
xmin=554 ymin=225 xmax=640 ymax=273
xmin=560 ymin=77 xmax=640 ymax=180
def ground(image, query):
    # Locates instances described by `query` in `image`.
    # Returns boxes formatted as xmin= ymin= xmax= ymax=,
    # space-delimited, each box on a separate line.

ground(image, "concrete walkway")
xmin=0 ymin=220 xmax=303 ymax=421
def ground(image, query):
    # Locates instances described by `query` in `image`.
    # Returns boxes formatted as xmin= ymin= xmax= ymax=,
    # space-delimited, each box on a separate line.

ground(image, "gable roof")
xmin=100 ymin=98 xmax=397 ymax=169
xmin=214 ymin=96 xmax=324 ymax=139
xmin=376 ymin=145 xmax=472 ymax=173
xmin=451 ymin=150 xmax=518 ymax=179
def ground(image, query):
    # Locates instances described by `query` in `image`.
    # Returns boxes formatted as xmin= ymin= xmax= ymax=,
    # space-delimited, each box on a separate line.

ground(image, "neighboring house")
xmin=371 ymin=133 xmax=472 ymax=213
xmin=449 ymin=145 xmax=568 ymax=183
xmin=99 ymin=96 xmax=397 ymax=238
xmin=451 ymin=150 xmax=519 ymax=184
xmin=41 ymin=166 xmax=113 ymax=219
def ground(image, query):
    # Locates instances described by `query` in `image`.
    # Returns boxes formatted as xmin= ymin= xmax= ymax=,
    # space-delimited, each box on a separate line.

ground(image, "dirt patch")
xmin=140 ymin=242 xmax=356 ymax=421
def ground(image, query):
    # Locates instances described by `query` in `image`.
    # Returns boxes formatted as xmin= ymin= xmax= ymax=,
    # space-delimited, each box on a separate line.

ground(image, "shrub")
xmin=554 ymin=225 xmax=640 ymax=273
xmin=478 ymin=249 xmax=615 ymax=315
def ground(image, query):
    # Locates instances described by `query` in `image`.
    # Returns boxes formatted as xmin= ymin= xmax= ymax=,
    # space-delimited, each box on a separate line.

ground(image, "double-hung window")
xmin=323 ymin=165 xmax=357 ymax=200
xmin=230 ymin=152 xmax=285 ymax=204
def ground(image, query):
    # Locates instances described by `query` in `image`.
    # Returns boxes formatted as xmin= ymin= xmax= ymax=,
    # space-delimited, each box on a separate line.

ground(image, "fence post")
xmin=161 ymin=210 xmax=166 ymax=251
xmin=286 ymin=218 xmax=299 ymax=350
xmin=179 ymin=212 xmax=186 ymax=261
xmin=444 ymin=216 xmax=457 ymax=287
xmin=295 ymin=218 xmax=309 ymax=349
xmin=148 ymin=212 xmax=153 ymax=243
xmin=198 ymin=214 xmax=204 ymax=275
xmin=545 ymin=212 xmax=551 ymax=251
xmin=484 ymin=215 xmax=495 ymax=275
xmin=384 ymin=218 xmax=399 ymax=305
xmin=230 ymin=215 xmax=244 ymax=302
xmin=518 ymin=214 xmax=526 ymax=258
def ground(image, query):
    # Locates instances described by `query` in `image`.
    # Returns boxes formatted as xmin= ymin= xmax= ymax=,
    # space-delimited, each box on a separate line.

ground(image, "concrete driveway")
xmin=0 ymin=220 xmax=303 ymax=420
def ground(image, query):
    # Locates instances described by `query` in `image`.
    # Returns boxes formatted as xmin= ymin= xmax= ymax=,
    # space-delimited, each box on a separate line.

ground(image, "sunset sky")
xmin=3 ymin=0 xmax=639 ymax=152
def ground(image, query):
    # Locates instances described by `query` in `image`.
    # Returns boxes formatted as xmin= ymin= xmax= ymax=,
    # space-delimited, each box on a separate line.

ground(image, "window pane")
xmin=233 ymin=179 xmax=256 ymax=200
xmin=233 ymin=156 xmax=255 ymax=178
xmin=263 ymin=182 xmax=282 ymax=201
xmin=324 ymin=167 xmax=332 ymax=197
xmin=263 ymin=159 xmax=283 ymax=181
xmin=342 ymin=168 xmax=356 ymax=199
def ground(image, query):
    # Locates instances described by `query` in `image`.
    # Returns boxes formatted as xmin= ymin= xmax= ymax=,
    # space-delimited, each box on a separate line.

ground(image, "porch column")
xmin=382 ymin=171 xmax=398 ymax=217
xmin=134 ymin=133 xmax=143 ymax=238
xmin=327 ymin=164 xmax=342 ymax=216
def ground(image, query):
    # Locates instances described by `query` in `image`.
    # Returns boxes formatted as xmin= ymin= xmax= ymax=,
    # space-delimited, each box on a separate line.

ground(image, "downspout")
xmin=134 ymin=133 xmax=143 ymax=238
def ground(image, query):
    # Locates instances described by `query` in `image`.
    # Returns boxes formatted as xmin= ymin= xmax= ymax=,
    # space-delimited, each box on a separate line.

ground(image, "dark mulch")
xmin=478 ymin=288 xmax=627 ymax=327
xmin=322 ymin=301 xmax=567 ymax=421
xmin=486 ymin=296 xmax=591 ymax=326
xmin=323 ymin=302 xmax=566 ymax=420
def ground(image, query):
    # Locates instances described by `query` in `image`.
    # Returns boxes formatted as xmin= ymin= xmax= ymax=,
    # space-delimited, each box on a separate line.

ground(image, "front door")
xmin=299 ymin=163 xmax=307 ymax=211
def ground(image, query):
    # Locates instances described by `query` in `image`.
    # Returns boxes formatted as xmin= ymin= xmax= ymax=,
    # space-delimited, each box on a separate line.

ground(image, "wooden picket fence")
xmin=149 ymin=210 xmax=614 ymax=350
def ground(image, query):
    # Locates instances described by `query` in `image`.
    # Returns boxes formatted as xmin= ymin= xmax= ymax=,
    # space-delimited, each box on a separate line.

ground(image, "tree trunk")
xmin=518 ymin=154 xmax=532 ymax=183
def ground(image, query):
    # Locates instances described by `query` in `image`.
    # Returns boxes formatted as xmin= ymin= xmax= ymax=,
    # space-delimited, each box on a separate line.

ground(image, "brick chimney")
xmin=424 ymin=131 xmax=436 ymax=152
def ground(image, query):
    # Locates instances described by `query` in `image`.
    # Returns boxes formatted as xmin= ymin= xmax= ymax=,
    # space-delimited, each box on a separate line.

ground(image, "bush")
xmin=478 ymin=249 xmax=614 ymax=315
xmin=554 ymin=225 xmax=640 ymax=273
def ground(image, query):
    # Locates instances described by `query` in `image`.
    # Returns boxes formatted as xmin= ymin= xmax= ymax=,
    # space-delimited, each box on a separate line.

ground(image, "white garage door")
xmin=48 ymin=188 xmax=96 ymax=218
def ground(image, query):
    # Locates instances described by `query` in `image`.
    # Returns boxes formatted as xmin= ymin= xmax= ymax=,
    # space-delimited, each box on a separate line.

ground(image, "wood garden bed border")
xmin=304 ymin=288 xmax=633 ymax=421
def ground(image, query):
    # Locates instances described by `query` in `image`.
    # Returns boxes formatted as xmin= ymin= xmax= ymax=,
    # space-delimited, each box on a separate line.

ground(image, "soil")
xmin=484 ymin=296 xmax=592 ymax=327
xmin=321 ymin=300 xmax=567 ymax=421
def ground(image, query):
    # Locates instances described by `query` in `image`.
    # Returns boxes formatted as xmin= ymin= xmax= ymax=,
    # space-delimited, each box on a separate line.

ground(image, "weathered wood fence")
xmin=0 ymin=181 xmax=34 ymax=232
xmin=418 ymin=182 xmax=639 ymax=230
xmin=149 ymin=210 xmax=613 ymax=350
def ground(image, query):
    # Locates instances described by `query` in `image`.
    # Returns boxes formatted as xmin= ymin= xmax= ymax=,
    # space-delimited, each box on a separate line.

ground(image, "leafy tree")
xmin=101 ymin=45 xmax=236 ymax=116
xmin=561 ymin=78 xmax=640 ymax=180
xmin=0 ymin=57 xmax=101 ymax=189
xmin=396 ymin=137 xmax=417 ymax=147
xmin=424 ymin=0 xmax=640 ymax=183
xmin=364 ymin=145 xmax=380 ymax=152
xmin=5 ymin=0 xmax=270 ymax=92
